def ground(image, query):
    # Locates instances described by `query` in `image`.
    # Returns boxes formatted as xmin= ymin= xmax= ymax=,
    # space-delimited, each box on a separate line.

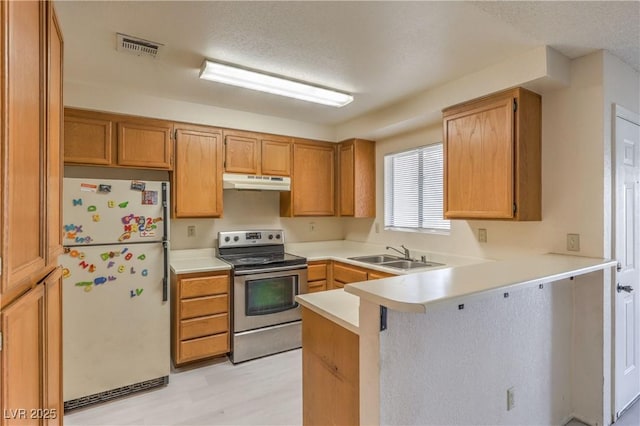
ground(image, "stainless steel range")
xmin=217 ymin=230 xmax=308 ymax=363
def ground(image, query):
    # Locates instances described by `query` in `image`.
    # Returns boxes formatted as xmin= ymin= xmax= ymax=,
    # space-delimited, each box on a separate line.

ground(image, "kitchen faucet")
xmin=386 ymin=245 xmax=412 ymax=260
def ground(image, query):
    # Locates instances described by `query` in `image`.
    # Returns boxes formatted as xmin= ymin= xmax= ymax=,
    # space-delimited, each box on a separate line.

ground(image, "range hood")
xmin=222 ymin=173 xmax=291 ymax=191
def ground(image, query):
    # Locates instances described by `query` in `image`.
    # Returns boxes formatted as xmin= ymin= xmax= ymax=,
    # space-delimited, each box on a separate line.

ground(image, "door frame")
xmin=612 ymin=103 xmax=640 ymax=421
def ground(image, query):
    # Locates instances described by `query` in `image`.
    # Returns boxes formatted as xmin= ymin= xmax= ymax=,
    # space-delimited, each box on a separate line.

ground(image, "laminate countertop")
xmin=296 ymin=289 xmax=360 ymax=335
xmin=170 ymin=248 xmax=231 ymax=274
xmin=345 ymin=253 xmax=617 ymax=313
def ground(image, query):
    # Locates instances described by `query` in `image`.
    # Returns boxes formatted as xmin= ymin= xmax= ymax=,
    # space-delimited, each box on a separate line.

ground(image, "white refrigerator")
xmin=60 ymin=178 xmax=170 ymax=410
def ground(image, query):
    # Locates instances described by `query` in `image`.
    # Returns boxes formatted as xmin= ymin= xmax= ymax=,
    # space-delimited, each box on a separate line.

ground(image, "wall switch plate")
xmin=567 ymin=233 xmax=580 ymax=252
xmin=478 ymin=228 xmax=488 ymax=243
xmin=507 ymin=387 xmax=515 ymax=411
xmin=309 ymin=222 xmax=315 ymax=232
xmin=187 ymin=225 xmax=196 ymax=238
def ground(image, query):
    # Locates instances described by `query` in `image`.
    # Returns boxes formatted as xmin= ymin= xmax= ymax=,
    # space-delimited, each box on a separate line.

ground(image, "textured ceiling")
xmin=54 ymin=1 xmax=639 ymax=126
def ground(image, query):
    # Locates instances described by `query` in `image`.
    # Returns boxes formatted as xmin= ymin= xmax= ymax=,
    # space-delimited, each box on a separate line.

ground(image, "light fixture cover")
xmin=199 ymin=59 xmax=353 ymax=107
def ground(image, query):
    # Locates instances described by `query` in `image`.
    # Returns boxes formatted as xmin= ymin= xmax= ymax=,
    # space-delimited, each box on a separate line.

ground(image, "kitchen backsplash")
xmin=171 ymin=190 xmax=346 ymax=249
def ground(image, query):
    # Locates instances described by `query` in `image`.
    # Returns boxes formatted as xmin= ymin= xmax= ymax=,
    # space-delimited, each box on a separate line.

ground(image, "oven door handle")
xmin=233 ymin=264 xmax=307 ymax=276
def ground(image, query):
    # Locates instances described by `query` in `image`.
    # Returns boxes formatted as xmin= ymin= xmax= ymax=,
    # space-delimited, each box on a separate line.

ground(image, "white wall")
xmin=379 ymin=278 xmax=575 ymax=425
xmin=170 ymin=190 xmax=345 ymax=249
xmin=65 ymin=80 xmax=336 ymax=142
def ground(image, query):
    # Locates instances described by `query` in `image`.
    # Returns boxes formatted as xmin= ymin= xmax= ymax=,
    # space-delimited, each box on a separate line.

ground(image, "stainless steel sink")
xmin=348 ymin=254 xmax=403 ymax=264
xmin=348 ymin=254 xmax=444 ymax=270
xmin=379 ymin=260 xmax=444 ymax=270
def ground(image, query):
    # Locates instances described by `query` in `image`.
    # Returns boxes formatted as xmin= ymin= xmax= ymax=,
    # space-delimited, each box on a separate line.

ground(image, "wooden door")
xmin=63 ymin=114 xmax=113 ymax=165
xmin=614 ymin=107 xmax=640 ymax=417
xmin=339 ymin=142 xmax=355 ymax=216
xmin=224 ymin=133 xmax=259 ymax=174
xmin=444 ymin=95 xmax=515 ymax=219
xmin=117 ymin=120 xmax=173 ymax=169
xmin=292 ymin=142 xmax=335 ymax=216
xmin=1 ymin=0 xmax=47 ymax=307
xmin=261 ymin=137 xmax=291 ymax=176
xmin=46 ymin=5 xmax=63 ymax=267
xmin=44 ymin=268 xmax=62 ymax=425
xmin=173 ymin=127 xmax=223 ymax=217
xmin=2 ymin=285 xmax=46 ymax=425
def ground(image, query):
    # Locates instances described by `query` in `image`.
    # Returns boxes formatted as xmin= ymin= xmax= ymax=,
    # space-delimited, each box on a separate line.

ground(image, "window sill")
xmin=384 ymin=226 xmax=450 ymax=236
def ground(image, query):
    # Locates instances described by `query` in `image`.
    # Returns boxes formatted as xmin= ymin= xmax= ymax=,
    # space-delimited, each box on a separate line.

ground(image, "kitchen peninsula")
xmin=297 ymin=254 xmax=617 ymax=426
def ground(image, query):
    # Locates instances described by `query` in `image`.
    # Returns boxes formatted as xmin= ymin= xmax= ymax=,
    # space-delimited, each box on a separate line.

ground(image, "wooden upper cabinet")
xmin=64 ymin=112 xmax=113 ymax=165
xmin=64 ymin=108 xmax=174 ymax=170
xmin=223 ymin=130 xmax=292 ymax=176
xmin=1 ymin=0 xmax=48 ymax=306
xmin=118 ymin=119 xmax=173 ymax=169
xmin=223 ymin=131 xmax=260 ymax=174
xmin=338 ymin=139 xmax=375 ymax=218
xmin=47 ymin=6 xmax=64 ymax=267
xmin=281 ymin=140 xmax=335 ymax=217
xmin=261 ymin=136 xmax=291 ymax=176
xmin=173 ymin=125 xmax=224 ymax=218
xmin=443 ymin=87 xmax=541 ymax=221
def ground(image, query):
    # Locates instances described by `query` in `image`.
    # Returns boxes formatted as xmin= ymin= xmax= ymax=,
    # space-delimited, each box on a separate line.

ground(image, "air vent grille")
xmin=116 ymin=33 xmax=163 ymax=58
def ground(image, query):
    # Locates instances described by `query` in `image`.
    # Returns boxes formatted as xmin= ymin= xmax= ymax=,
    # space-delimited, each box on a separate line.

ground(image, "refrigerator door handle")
xmin=162 ymin=183 xmax=169 ymax=302
xmin=162 ymin=241 xmax=169 ymax=302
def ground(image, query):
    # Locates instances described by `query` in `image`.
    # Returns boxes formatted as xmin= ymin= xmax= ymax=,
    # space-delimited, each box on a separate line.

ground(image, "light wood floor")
xmin=65 ymin=349 xmax=302 ymax=426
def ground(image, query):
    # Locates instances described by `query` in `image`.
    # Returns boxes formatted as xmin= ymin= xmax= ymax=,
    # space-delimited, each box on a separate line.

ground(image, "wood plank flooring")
xmin=65 ymin=349 xmax=302 ymax=425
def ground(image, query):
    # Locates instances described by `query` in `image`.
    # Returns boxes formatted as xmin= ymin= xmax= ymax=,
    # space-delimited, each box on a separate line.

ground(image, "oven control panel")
xmin=218 ymin=230 xmax=284 ymax=248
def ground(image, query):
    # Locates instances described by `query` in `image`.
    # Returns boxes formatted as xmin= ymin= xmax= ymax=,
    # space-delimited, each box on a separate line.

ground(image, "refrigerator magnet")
xmin=130 ymin=180 xmax=146 ymax=191
xmin=141 ymin=190 xmax=158 ymax=205
xmin=98 ymin=184 xmax=112 ymax=193
xmin=80 ymin=183 xmax=98 ymax=192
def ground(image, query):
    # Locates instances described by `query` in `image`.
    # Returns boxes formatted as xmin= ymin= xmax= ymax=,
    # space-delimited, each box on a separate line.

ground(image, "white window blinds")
xmin=384 ymin=143 xmax=450 ymax=232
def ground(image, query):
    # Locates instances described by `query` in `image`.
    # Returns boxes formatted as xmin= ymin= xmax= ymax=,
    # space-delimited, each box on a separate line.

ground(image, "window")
xmin=384 ymin=143 xmax=450 ymax=232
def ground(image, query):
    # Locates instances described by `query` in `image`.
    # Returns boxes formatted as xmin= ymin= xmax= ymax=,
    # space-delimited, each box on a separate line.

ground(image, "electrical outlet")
xmin=567 ymin=233 xmax=580 ymax=252
xmin=187 ymin=225 xmax=196 ymax=238
xmin=478 ymin=228 xmax=488 ymax=243
xmin=375 ymin=223 xmax=380 ymax=233
xmin=507 ymin=387 xmax=515 ymax=411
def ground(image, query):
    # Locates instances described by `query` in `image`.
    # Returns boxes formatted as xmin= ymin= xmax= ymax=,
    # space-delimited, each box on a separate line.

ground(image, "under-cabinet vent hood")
xmin=223 ymin=173 xmax=291 ymax=191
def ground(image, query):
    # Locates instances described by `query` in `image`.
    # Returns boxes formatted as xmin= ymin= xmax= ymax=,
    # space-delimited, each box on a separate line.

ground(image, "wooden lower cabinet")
xmin=302 ymin=307 xmax=359 ymax=426
xmin=1 ymin=267 xmax=62 ymax=426
xmin=329 ymin=261 xmax=395 ymax=289
xmin=307 ymin=261 xmax=328 ymax=293
xmin=171 ymin=270 xmax=230 ymax=366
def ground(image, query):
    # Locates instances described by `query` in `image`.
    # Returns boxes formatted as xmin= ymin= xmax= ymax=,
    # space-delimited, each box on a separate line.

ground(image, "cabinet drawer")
xmin=308 ymin=263 xmax=327 ymax=281
xmin=180 ymin=295 xmax=228 ymax=320
xmin=333 ymin=263 xmax=367 ymax=284
xmin=180 ymin=275 xmax=228 ymax=299
xmin=308 ymin=280 xmax=327 ymax=293
xmin=332 ymin=281 xmax=345 ymax=289
xmin=368 ymin=270 xmax=395 ymax=280
xmin=179 ymin=333 xmax=229 ymax=362
xmin=180 ymin=313 xmax=228 ymax=341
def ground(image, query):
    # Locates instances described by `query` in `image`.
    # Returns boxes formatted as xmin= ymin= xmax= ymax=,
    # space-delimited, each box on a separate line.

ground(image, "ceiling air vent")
xmin=116 ymin=33 xmax=163 ymax=58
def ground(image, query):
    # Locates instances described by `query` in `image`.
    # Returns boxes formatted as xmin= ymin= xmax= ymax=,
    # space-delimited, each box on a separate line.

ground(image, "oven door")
xmin=234 ymin=265 xmax=308 ymax=333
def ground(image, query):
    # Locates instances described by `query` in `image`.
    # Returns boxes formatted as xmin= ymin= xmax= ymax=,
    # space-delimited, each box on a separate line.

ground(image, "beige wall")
xmin=345 ymin=52 xmax=607 ymax=261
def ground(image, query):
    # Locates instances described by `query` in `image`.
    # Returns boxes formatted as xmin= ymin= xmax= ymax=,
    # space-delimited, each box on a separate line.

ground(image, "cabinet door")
xmin=224 ymin=133 xmax=259 ymax=174
xmin=292 ymin=142 xmax=335 ymax=216
xmin=2 ymin=285 xmax=46 ymax=425
xmin=339 ymin=142 xmax=355 ymax=216
xmin=444 ymin=96 xmax=515 ymax=219
xmin=63 ymin=114 xmax=113 ymax=165
xmin=173 ymin=127 xmax=223 ymax=218
xmin=117 ymin=120 xmax=173 ymax=169
xmin=1 ymin=0 xmax=47 ymax=306
xmin=44 ymin=268 xmax=62 ymax=426
xmin=47 ymin=6 xmax=63 ymax=266
xmin=261 ymin=137 xmax=291 ymax=176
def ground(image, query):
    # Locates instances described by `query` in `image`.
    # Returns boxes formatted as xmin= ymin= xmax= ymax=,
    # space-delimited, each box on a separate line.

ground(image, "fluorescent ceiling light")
xmin=199 ymin=59 xmax=353 ymax=107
